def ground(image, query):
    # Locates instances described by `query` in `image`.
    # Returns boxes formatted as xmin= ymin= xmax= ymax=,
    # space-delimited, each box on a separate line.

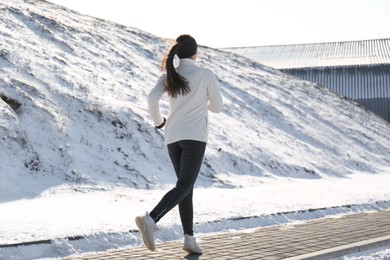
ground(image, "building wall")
xmin=357 ymin=98 xmax=390 ymax=122
xmin=281 ymin=64 xmax=390 ymax=122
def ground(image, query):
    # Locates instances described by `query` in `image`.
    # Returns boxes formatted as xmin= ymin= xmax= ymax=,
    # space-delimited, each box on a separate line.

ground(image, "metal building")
xmin=226 ymin=39 xmax=390 ymax=122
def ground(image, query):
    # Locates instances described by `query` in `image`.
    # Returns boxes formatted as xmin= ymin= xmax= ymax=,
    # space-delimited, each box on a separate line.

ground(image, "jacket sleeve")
xmin=148 ymin=75 xmax=166 ymax=126
xmin=207 ymin=71 xmax=223 ymax=113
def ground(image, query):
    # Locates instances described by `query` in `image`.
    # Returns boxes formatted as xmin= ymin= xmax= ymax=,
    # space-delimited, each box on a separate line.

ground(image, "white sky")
xmin=47 ymin=0 xmax=390 ymax=48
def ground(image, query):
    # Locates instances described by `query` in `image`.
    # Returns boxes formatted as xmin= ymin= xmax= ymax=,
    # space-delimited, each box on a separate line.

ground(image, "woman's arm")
xmin=148 ymin=75 xmax=166 ymax=127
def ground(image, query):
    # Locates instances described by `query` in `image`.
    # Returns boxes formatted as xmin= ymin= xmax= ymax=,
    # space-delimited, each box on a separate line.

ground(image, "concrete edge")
xmin=284 ymin=235 xmax=390 ymax=260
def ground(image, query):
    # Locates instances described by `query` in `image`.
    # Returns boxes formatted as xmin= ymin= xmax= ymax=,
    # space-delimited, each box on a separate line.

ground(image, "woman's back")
xmin=164 ymin=58 xmax=222 ymax=144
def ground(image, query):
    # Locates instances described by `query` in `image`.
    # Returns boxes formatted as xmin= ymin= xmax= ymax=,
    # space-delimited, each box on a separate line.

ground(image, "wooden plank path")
xmin=64 ymin=210 xmax=390 ymax=259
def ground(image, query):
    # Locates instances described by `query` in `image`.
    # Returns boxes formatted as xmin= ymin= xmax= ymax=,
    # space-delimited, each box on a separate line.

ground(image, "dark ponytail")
xmin=161 ymin=44 xmax=190 ymax=98
xmin=161 ymin=34 xmax=197 ymax=98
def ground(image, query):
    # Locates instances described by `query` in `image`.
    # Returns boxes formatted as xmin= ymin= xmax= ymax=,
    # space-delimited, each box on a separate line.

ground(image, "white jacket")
xmin=148 ymin=58 xmax=223 ymax=144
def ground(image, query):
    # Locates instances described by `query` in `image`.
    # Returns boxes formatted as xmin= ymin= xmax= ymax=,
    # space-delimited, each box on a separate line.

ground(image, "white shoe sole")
xmin=135 ymin=216 xmax=155 ymax=251
xmin=183 ymin=245 xmax=202 ymax=255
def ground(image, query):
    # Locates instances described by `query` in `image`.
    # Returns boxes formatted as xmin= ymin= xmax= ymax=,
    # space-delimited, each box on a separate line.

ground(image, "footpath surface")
xmin=65 ymin=210 xmax=390 ymax=260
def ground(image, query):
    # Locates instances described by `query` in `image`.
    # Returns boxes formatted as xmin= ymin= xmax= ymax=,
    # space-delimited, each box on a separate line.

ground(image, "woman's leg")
xmin=149 ymin=140 xmax=206 ymax=231
xmin=165 ymin=142 xmax=195 ymax=235
xmin=179 ymin=190 xmax=194 ymax=235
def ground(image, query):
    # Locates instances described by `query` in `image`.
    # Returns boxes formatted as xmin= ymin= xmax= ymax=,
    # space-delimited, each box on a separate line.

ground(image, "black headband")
xmin=176 ymin=35 xmax=197 ymax=59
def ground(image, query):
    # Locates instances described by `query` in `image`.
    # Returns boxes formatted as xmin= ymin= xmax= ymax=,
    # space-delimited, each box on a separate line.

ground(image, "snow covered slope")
xmin=1 ymin=0 xmax=389 ymax=201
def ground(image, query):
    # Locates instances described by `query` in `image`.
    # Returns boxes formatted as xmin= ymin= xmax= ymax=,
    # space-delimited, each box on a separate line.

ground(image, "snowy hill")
xmin=1 ymin=0 xmax=388 ymax=194
xmin=0 ymin=0 xmax=390 ymax=259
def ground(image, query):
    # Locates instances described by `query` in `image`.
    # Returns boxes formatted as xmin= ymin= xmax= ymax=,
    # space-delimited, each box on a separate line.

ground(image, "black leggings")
xmin=149 ymin=140 xmax=206 ymax=236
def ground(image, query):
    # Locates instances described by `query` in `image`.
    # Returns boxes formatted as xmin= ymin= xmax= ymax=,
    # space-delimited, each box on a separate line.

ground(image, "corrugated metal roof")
xmin=225 ymin=38 xmax=390 ymax=69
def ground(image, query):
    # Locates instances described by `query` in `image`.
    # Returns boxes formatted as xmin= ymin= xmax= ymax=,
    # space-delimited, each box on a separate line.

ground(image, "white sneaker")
xmin=183 ymin=234 xmax=202 ymax=254
xmin=135 ymin=213 xmax=156 ymax=251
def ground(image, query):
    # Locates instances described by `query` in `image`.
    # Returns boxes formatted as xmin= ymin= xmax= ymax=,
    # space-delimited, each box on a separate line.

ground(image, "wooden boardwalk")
xmin=64 ymin=210 xmax=390 ymax=259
